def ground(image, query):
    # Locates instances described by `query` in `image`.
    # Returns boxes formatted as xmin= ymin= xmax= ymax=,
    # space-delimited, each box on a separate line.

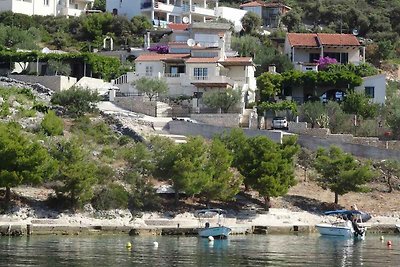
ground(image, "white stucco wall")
xmin=0 ymin=0 xmax=86 ymax=16
xmin=185 ymin=63 xmax=219 ymax=77
xmin=106 ymin=0 xmax=140 ymax=19
xmin=135 ymin=61 xmax=165 ymax=77
xmin=215 ymin=7 xmax=247 ymax=31
xmin=354 ymin=74 xmax=386 ymax=104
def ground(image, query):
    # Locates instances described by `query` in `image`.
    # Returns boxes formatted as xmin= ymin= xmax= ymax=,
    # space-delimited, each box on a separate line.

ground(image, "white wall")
xmin=241 ymin=6 xmax=262 ymax=17
xmin=106 ymin=0 xmax=140 ymax=19
xmin=215 ymin=7 xmax=247 ymax=31
xmin=185 ymin=63 xmax=219 ymax=78
xmin=135 ymin=61 xmax=164 ymax=76
xmin=354 ymin=74 xmax=386 ymax=104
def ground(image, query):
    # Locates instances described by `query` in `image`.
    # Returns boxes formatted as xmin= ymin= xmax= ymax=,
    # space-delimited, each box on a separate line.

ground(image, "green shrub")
xmin=50 ymin=87 xmax=100 ymax=117
xmin=91 ymin=183 xmax=129 ymax=210
xmin=18 ymin=107 xmax=36 ymax=117
xmin=101 ymin=147 xmax=115 ymax=159
xmin=41 ymin=110 xmax=64 ymax=135
xmin=118 ymin=135 xmax=131 ymax=146
xmin=33 ymin=102 xmax=49 ymax=113
xmin=0 ymin=102 xmax=10 ymax=117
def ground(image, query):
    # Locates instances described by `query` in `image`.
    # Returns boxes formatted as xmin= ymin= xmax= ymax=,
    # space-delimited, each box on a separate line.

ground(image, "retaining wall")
xmin=191 ymin=113 xmax=240 ymax=128
xmin=168 ymin=121 xmax=283 ymax=143
xmin=8 ymin=75 xmax=76 ymax=92
xmin=113 ymin=96 xmax=156 ymax=117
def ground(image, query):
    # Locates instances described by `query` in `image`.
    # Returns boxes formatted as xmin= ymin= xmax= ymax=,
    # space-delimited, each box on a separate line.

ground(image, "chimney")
xmin=268 ymin=64 xmax=276 ymax=74
xmin=144 ymin=32 xmax=151 ymax=49
xmin=218 ymin=35 xmax=226 ymax=60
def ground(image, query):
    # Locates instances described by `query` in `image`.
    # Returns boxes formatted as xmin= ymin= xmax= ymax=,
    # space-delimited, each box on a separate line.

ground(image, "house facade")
xmin=240 ymin=0 xmax=291 ymax=28
xmin=106 ymin=0 xmax=247 ymax=30
xmin=0 ymin=0 xmax=92 ymax=17
xmin=284 ymin=33 xmax=366 ymax=70
xmin=113 ymin=22 xmax=256 ymax=112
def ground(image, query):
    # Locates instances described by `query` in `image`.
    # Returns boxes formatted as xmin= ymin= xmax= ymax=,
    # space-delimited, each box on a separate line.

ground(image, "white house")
xmin=0 ymin=0 xmax=93 ymax=17
xmin=355 ymin=74 xmax=386 ymax=104
xmin=240 ymin=0 xmax=291 ymax=28
xmin=284 ymin=33 xmax=366 ymax=70
xmin=106 ymin=0 xmax=246 ymax=30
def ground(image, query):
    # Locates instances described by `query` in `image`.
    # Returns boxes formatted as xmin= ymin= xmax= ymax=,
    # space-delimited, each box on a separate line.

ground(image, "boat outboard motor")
xmin=352 ymin=220 xmax=364 ymax=237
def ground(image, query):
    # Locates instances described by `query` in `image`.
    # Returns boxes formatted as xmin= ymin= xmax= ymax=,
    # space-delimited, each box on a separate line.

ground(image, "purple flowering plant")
xmin=148 ymin=45 xmax=169 ymax=54
xmin=315 ymin=56 xmax=338 ymax=70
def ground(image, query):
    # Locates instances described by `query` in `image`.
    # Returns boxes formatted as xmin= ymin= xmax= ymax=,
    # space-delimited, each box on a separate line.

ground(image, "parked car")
xmin=272 ymin=117 xmax=288 ymax=130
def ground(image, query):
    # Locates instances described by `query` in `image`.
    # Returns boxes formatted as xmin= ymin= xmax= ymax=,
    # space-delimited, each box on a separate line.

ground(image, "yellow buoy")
xmin=126 ymin=242 xmax=132 ymax=248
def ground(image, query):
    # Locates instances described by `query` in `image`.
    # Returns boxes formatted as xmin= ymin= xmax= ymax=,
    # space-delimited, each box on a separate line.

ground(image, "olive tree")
xmin=132 ymin=77 xmax=168 ymax=101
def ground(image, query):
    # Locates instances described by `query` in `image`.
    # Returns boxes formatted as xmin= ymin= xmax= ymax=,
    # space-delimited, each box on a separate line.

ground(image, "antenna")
xmin=182 ymin=16 xmax=189 ymax=24
xmin=352 ymin=29 xmax=359 ymax=36
xmin=187 ymin=38 xmax=195 ymax=47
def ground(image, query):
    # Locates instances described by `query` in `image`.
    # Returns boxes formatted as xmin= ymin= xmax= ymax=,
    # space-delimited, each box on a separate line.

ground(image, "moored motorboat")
xmin=316 ymin=210 xmax=369 ymax=240
xmin=195 ymin=209 xmax=232 ymax=239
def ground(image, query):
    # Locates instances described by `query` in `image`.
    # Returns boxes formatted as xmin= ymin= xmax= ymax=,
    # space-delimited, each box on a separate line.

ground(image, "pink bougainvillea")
xmin=315 ymin=56 xmax=338 ymax=70
xmin=148 ymin=45 xmax=169 ymax=54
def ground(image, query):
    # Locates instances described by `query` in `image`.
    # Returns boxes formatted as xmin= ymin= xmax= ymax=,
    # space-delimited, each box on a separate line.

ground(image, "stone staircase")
xmin=156 ymin=101 xmax=172 ymax=117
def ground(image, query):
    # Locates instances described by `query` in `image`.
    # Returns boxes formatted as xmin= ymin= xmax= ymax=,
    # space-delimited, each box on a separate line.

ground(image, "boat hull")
xmin=198 ymin=226 xmax=231 ymax=239
xmin=316 ymin=224 xmax=353 ymax=237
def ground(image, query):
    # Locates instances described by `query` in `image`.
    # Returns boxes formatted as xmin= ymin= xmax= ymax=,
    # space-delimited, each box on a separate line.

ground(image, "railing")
xmin=114 ymin=73 xmax=128 ymax=85
xmin=164 ymin=73 xmax=182 ymax=78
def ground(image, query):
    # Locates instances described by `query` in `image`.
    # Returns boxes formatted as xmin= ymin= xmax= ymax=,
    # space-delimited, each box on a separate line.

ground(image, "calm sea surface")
xmin=0 ymin=234 xmax=399 ymax=266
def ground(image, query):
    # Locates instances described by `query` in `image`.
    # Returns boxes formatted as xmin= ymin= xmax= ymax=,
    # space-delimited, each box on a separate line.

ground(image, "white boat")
xmin=396 ymin=224 xmax=400 ymax=232
xmin=195 ymin=209 xmax=232 ymax=239
xmin=316 ymin=210 xmax=368 ymax=240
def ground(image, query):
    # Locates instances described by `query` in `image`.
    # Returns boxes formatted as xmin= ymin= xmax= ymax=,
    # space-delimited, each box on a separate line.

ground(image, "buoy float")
xmin=380 ymin=236 xmax=384 ymax=241
xmin=208 ymin=236 xmax=214 ymax=241
xmin=126 ymin=242 xmax=132 ymax=248
xmin=153 ymin=241 xmax=159 ymax=248
xmin=387 ymin=240 xmax=392 ymax=246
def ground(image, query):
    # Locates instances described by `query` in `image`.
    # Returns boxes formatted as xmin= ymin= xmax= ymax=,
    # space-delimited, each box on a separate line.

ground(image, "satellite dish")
xmin=187 ymin=38 xmax=195 ymax=47
xmin=182 ymin=16 xmax=189 ymax=24
xmin=42 ymin=47 xmax=50 ymax=54
xmin=352 ymin=29 xmax=359 ymax=36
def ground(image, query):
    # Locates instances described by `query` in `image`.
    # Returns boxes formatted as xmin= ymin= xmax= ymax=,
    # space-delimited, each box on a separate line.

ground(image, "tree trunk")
xmin=263 ymin=195 xmax=270 ymax=211
xmin=388 ymin=175 xmax=393 ymax=193
xmin=304 ymin=168 xmax=307 ymax=182
xmin=5 ymin=187 xmax=11 ymax=204
xmin=334 ymin=192 xmax=339 ymax=204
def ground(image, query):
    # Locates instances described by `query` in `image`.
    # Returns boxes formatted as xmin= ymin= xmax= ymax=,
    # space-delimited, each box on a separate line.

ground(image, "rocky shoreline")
xmin=1 ymin=208 xmax=399 ymax=237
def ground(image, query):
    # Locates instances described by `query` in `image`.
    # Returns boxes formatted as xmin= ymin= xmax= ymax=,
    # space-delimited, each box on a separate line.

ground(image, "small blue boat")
xmin=195 ymin=209 xmax=232 ymax=239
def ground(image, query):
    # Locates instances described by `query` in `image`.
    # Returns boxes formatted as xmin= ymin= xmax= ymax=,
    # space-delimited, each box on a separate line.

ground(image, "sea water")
xmin=0 ymin=234 xmax=399 ymax=266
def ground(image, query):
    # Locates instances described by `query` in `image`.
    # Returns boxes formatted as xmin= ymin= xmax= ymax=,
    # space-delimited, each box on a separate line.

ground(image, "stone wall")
xmin=191 ymin=113 xmax=240 ymax=127
xmin=113 ymin=96 xmax=157 ymax=117
xmin=298 ymin=135 xmax=400 ymax=160
xmin=168 ymin=120 xmax=283 ymax=143
xmin=9 ymin=75 xmax=76 ymax=92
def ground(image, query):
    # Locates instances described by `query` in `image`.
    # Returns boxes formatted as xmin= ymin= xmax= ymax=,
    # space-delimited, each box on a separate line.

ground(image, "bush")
xmin=41 ymin=110 xmax=63 ymax=135
xmin=91 ymin=184 xmax=129 ymax=210
xmin=50 ymin=87 xmax=100 ymax=117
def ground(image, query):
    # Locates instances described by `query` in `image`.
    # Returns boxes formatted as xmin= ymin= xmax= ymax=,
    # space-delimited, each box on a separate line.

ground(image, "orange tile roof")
xmin=240 ymin=0 xmax=291 ymax=10
xmin=287 ymin=33 xmax=318 ymax=47
xmin=168 ymin=23 xmax=189 ymax=31
xmin=287 ymin=33 xmax=361 ymax=47
xmin=219 ymin=57 xmax=254 ymax=66
xmin=240 ymin=0 xmax=265 ymax=7
xmin=317 ymin=33 xmax=360 ymax=46
xmin=185 ymin=57 xmax=220 ymax=63
xmin=135 ymin=53 xmax=190 ymax=61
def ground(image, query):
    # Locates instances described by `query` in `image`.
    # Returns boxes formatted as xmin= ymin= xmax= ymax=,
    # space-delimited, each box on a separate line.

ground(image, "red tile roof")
xmin=219 ymin=57 xmax=254 ymax=66
xmin=317 ymin=33 xmax=360 ymax=46
xmin=240 ymin=0 xmax=291 ymax=10
xmin=168 ymin=23 xmax=189 ymax=31
xmin=287 ymin=33 xmax=360 ymax=47
xmin=135 ymin=53 xmax=190 ymax=61
xmin=185 ymin=57 xmax=220 ymax=63
xmin=240 ymin=0 xmax=265 ymax=7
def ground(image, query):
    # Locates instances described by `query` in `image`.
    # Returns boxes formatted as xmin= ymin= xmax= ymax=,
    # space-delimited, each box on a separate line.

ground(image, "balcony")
xmin=142 ymin=1 xmax=183 ymax=13
xmin=191 ymin=6 xmax=216 ymax=17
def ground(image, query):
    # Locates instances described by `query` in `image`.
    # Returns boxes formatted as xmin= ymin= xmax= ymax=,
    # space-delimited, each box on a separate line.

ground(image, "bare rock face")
xmin=0 ymin=76 xmax=53 ymax=103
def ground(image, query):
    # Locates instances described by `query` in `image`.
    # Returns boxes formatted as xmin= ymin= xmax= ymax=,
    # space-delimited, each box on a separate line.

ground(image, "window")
xmin=145 ymin=66 xmax=153 ymax=76
xmin=43 ymin=0 xmax=49 ymax=5
xmin=309 ymin=53 xmax=320 ymax=63
xmin=194 ymin=68 xmax=208 ymax=79
xmin=365 ymin=86 xmax=375 ymax=98
xmin=323 ymin=52 xmax=349 ymax=64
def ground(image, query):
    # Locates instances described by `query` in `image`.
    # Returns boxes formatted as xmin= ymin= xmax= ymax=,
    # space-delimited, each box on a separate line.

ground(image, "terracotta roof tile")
xmin=168 ymin=23 xmax=189 ymax=31
xmin=287 ymin=33 xmax=360 ymax=47
xmin=220 ymin=57 xmax=254 ymax=66
xmin=317 ymin=33 xmax=360 ymax=46
xmin=135 ymin=53 xmax=190 ymax=61
xmin=240 ymin=0 xmax=265 ymax=7
xmin=185 ymin=57 xmax=220 ymax=63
